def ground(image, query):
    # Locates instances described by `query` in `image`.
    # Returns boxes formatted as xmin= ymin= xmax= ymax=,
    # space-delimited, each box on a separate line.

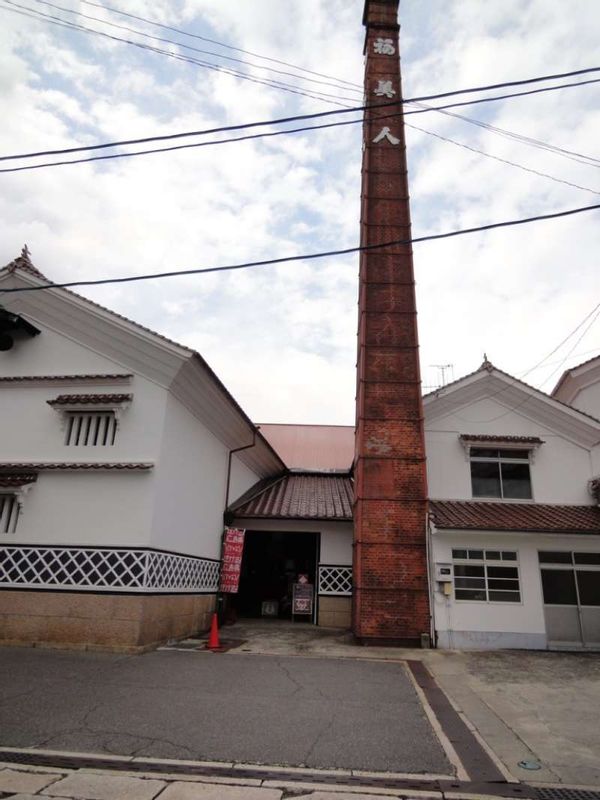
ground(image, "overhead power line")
xmin=405 ymin=122 xmax=600 ymax=196
xmin=410 ymin=101 xmax=600 ymax=169
xmin=4 ymin=107 xmax=600 ymax=201
xmin=3 ymin=67 xmax=600 ymax=164
xmin=2 ymin=203 xmax=599 ymax=295
xmin=4 ymin=0 xmax=600 ymax=112
xmin=30 ymin=0 xmax=363 ymax=98
xmin=80 ymin=0 xmax=362 ymax=90
xmin=0 ymin=1 xmax=354 ymax=107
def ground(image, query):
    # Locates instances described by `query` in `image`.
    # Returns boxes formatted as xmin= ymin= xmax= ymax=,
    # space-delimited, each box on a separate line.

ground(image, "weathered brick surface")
xmin=353 ymin=0 xmax=429 ymax=644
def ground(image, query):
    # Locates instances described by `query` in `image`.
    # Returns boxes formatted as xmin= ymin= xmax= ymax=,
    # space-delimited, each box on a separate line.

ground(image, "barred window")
xmin=0 ymin=494 xmax=19 ymax=534
xmin=65 ymin=412 xmax=117 ymax=446
xmin=452 ymin=549 xmax=521 ymax=603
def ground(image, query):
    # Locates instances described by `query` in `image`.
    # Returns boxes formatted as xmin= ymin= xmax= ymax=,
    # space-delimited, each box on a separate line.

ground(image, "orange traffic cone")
xmin=206 ymin=612 xmax=222 ymax=651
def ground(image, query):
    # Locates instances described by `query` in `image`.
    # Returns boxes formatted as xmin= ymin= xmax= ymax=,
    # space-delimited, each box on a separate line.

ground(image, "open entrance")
xmin=233 ymin=530 xmax=319 ymax=621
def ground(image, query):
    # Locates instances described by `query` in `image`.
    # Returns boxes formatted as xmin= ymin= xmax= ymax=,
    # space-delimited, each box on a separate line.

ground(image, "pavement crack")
xmin=303 ymin=712 xmax=337 ymax=766
xmin=276 ymin=659 xmax=303 ymax=696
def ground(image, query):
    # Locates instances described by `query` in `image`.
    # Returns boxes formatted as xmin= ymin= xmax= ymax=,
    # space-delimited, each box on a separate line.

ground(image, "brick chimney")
xmin=353 ymin=0 xmax=430 ymax=645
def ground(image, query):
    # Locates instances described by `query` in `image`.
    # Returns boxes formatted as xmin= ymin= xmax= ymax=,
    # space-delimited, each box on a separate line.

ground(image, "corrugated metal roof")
xmin=230 ymin=472 xmax=353 ymax=521
xmin=430 ymin=500 xmax=600 ymax=534
xmin=258 ymin=424 xmax=354 ymax=470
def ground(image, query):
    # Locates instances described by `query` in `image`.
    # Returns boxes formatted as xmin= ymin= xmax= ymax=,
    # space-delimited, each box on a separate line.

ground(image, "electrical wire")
xmin=405 ymin=122 xmax=600 ymax=196
xmin=80 ymin=0 xmax=362 ymax=90
xmin=0 ymin=1 xmax=355 ymax=107
xmin=409 ymin=101 xmax=600 ymax=169
xmin=439 ymin=299 xmax=600 ymax=423
xmin=4 ymin=105 xmax=600 ymax=202
xmin=2 ymin=72 xmax=600 ymax=165
xmin=4 ymin=0 xmax=600 ymax=114
xmin=1 ymin=202 xmax=599 ymax=295
xmin=30 ymin=0 xmax=364 ymax=99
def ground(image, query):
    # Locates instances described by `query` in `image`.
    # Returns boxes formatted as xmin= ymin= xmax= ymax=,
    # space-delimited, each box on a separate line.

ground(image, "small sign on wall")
xmin=292 ymin=582 xmax=314 ymax=616
xmin=219 ymin=527 xmax=245 ymax=593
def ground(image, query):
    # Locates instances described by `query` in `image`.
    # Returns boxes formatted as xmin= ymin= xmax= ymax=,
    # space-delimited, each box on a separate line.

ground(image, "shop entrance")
xmin=234 ymin=530 xmax=319 ymax=621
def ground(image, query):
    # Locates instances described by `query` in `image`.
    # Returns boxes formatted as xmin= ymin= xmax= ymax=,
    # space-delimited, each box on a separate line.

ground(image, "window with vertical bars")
xmin=65 ymin=411 xmax=117 ymax=446
xmin=0 ymin=494 xmax=19 ymax=533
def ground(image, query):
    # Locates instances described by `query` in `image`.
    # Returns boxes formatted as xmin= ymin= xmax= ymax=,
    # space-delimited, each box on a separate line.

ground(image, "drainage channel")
xmin=0 ymin=748 xmax=534 ymax=797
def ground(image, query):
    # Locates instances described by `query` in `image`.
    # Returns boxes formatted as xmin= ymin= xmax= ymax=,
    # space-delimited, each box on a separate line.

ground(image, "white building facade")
xmin=425 ymin=359 xmax=600 ymax=650
xmin=2 ymin=251 xmax=599 ymax=651
xmin=0 ymin=251 xmax=283 ymax=650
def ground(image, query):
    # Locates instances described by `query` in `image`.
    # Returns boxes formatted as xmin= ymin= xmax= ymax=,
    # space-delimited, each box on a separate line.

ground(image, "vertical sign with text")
xmin=219 ymin=527 xmax=245 ymax=593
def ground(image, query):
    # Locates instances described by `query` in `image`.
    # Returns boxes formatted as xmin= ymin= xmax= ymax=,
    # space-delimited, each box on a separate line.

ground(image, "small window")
xmin=453 ymin=550 xmax=521 ymax=603
xmin=470 ymin=448 xmax=532 ymax=500
xmin=577 ymin=572 xmax=600 ymax=606
xmin=574 ymin=553 xmax=600 ymax=565
xmin=539 ymin=551 xmax=572 ymax=564
xmin=0 ymin=494 xmax=19 ymax=533
xmin=65 ymin=412 xmax=117 ymax=446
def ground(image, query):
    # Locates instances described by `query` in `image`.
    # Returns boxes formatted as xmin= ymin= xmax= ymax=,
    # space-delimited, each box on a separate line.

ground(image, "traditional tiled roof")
xmin=47 ymin=393 xmax=132 ymax=406
xmin=3 ymin=246 xmax=47 ymax=280
xmin=230 ymin=472 xmax=353 ymax=521
xmin=0 ymin=374 xmax=132 ymax=383
xmin=459 ymin=434 xmax=544 ymax=445
xmin=0 ymin=463 xmax=152 ymax=471
xmin=0 ymin=472 xmax=38 ymax=487
xmin=430 ymin=500 xmax=600 ymax=534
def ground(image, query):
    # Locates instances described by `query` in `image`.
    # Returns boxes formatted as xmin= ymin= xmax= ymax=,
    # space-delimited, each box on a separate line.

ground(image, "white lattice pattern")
xmin=319 ymin=565 xmax=353 ymax=596
xmin=147 ymin=551 xmax=219 ymax=591
xmin=0 ymin=546 xmax=219 ymax=593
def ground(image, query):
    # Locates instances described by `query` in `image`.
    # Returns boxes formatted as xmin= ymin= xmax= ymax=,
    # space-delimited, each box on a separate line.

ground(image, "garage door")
xmin=539 ymin=551 xmax=600 ymax=649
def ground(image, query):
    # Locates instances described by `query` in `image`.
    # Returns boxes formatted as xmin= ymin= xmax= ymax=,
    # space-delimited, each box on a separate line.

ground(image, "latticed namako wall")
xmin=0 ymin=545 xmax=219 ymax=651
xmin=0 ymin=545 xmax=220 ymax=593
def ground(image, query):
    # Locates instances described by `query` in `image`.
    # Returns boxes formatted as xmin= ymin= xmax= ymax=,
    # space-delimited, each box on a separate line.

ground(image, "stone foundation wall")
xmin=0 ymin=591 xmax=216 ymax=652
xmin=318 ymin=595 xmax=352 ymax=629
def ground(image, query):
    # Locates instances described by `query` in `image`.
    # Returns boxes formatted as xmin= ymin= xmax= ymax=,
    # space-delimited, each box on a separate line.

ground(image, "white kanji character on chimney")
xmin=373 ymin=127 xmax=400 ymax=145
xmin=373 ymin=38 xmax=395 ymax=55
xmin=374 ymin=80 xmax=396 ymax=98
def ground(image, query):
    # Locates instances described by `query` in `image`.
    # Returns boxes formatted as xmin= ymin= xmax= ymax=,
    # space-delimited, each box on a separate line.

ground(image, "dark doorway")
xmin=234 ymin=530 xmax=319 ymax=620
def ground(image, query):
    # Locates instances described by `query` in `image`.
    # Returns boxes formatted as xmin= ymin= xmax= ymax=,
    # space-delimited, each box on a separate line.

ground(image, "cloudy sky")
xmin=1 ymin=0 xmax=599 ymax=423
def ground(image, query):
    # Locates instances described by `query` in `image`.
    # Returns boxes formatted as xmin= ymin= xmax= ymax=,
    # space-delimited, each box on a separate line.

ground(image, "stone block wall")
xmin=0 ymin=591 xmax=216 ymax=652
xmin=318 ymin=596 xmax=352 ymax=629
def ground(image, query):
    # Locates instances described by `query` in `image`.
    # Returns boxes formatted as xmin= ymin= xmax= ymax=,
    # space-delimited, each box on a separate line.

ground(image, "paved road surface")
xmin=0 ymin=647 xmax=451 ymax=774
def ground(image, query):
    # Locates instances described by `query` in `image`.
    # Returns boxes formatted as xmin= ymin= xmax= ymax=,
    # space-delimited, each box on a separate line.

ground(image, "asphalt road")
xmin=0 ymin=647 xmax=451 ymax=774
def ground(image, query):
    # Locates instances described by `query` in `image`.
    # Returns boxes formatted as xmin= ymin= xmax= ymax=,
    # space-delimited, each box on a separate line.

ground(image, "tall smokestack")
xmin=353 ymin=0 xmax=429 ymax=645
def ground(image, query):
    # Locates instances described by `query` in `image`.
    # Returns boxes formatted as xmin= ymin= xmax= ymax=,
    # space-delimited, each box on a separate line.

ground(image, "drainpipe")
xmin=425 ymin=509 xmax=436 ymax=647
xmin=224 ymin=430 xmax=257 ymax=512
xmin=217 ymin=431 xmax=257 ymax=624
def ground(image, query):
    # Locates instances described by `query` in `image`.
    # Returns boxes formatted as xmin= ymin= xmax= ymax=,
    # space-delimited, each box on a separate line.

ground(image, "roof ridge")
xmin=2 ymin=246 xmax=48 ymax=281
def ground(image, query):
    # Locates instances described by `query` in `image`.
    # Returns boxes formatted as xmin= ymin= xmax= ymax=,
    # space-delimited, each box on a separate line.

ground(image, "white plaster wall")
xmin=430 ymin=530 xmax=600 ymax=648
xmin=570 ymin=381 xmax=600 ymax=420
xmin=0 ymin=325 xmax=169 ymax=462
xmin=425 ymin=397 xmax=594 ymax=504
xmin=228 ymin=454 xmax=263 ymax=507
xmin=0 ymin=325 xmax=125 ymax=377
xmin=150 ymin=394 xmax=261 ymax=559
xmin=3 ymin=471 xmax=155 ymax=547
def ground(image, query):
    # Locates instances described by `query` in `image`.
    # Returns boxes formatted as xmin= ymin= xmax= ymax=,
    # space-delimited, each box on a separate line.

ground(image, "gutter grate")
xmin=536 ymin=791 xmax=600 ymax=800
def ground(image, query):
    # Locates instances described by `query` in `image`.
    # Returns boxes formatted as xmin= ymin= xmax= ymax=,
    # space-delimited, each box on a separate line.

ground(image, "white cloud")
xmin=0 ymin=0 xmax=599 ymax=424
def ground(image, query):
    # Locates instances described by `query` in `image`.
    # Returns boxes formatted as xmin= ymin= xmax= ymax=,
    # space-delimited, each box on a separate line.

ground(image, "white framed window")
xmin=469 ymin=448 xmax=532 ymax=500
xmin=452 ymin=548 xmax=521 ymax=603
xmin=0 ymin=494 xmax=20 ymax=534
xmin=65 ymin=411 xmax=117 ymax=446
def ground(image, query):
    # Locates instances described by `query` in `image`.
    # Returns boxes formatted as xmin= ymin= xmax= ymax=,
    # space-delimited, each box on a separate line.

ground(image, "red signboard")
xmin=219 ymin=528 xmax=245 ymax=593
